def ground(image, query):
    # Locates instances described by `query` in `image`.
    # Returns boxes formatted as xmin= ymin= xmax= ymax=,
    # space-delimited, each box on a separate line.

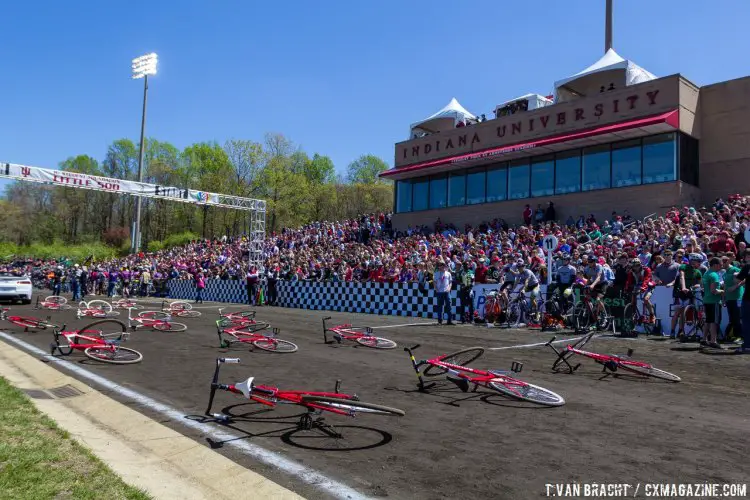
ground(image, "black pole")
xmin=605 ymin=0 xmax=613 ymax=52
xmin=133 ymin=74 xmax=149 ymax=253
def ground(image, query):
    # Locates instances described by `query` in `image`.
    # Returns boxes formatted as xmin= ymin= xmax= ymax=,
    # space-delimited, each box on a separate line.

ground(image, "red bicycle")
xmin=205 ymin=357 xmax=404 ymax=433
xmin=216 ymin=320 xmax=298 ymax=353
xmin=322 ymin=317 xmax=397 ymax=349
xmin=36 ymin=295 xmax=72 ymax=310
xmin=217 ymin=309 xmax=269 ymax=332
xmin=113 ymin=298 xmax=142 ymax=310
xmin=546 ymin=332 xmax=681 ymax=381
xmin=128 ymin=308 xmax=187 ymax=332
xmin=50 ymin=319 xmax=143 ymax=364
xmin=161 ymin=300 xmax=201 ymax=318
xmin=1 ymin=308 xmax=58 ymax=331
xmin=77 ymin=300 xmax=120 ymax=318
xmin=404 ymin=344 xmax=565 ymax=406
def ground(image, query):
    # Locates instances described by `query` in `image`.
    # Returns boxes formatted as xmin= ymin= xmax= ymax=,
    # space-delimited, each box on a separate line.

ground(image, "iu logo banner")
xmin=21 ymin=167 xmax=31 ymax=177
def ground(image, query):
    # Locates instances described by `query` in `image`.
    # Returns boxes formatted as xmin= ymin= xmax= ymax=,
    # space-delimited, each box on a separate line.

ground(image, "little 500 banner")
xmin=2 ymin=163 xmax=218 ymax=205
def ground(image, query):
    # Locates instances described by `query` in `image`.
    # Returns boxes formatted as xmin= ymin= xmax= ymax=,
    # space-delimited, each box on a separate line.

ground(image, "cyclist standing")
xmin=624 ymin=259 xmax=656 ymax=323
xmin=670 ymin=253 xmax=704 ymax=339
xmin=516 ymin=260 xmax=541 ymax=315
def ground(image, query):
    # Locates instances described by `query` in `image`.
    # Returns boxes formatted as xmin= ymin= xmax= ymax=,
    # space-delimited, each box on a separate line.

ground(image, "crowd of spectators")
xmin=2 ymin=195 xmax=750 ymax=350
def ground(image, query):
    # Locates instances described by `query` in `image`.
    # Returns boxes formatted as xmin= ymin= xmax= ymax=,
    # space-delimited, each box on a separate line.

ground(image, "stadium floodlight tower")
xmin=130 ymin=52 xmax=158 ymax=253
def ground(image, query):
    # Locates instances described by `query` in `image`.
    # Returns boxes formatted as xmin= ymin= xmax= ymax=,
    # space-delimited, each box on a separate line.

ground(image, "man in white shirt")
xmin=434 ymin=261 xmax=454 ymax=325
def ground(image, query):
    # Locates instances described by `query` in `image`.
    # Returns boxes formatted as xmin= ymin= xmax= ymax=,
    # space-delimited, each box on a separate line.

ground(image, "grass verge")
xmin=0 ymin=376 xmax=151 ymax=500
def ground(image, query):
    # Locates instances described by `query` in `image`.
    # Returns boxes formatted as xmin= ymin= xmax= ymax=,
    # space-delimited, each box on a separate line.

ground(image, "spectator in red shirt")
xmin=523 ymin=205 xmax=532 ymax=226
xmin=474 ymin=258 xmax=488 ymax=284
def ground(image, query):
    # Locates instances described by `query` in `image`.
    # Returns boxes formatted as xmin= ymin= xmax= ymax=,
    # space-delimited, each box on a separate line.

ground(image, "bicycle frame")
xmin=546 ymin=334 xmax=651 ymax=375
xmin=205 ymin=357 xmax=360 ymax=419
xmin=217 ymin=321 xmax=280 ymax=344
xmin=404 ymin=344 xmax=524 ymax=394
xmin=322 ymin=317 xmax=376 ymax=344
xmin=1 ymin=308 xmax=54 ymax=330
xmin=50 ymin=325 xmax=130 ymax=355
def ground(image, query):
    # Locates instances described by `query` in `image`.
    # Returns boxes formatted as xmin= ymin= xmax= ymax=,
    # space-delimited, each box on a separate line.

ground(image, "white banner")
xmin=1 ymin=163 xmax=252 ymax=210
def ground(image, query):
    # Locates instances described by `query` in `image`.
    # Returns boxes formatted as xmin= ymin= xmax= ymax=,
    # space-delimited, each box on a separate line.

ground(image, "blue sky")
xmin=1 ymin=0 xmax=749 ymax=190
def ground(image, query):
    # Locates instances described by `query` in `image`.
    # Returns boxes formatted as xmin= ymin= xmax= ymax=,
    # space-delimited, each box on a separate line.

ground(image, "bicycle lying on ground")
xmin=217 ymin=309 xmax=269 ymax=332
xmin=205 ymin=357 xmax=404 ymax=435
xmin=127 ymin=308 xmax=187 ymax=332
xmin=1 ymin=308 xmax=58 ymax=331
xmin=77 ymin=300 xmax=120 ymax=318
xmin=161 ymin=300 xmax=201 ymax=318
xmin=50 ymin=319 xmax=143 ymax=364
xmin=322 ymin=317 xmax=397 ymax=349
xmin=35 ymin=296 xmax=72 ymax=310
xmin=113 ymin=298 xmax=142 ymax=310
xmin=403 ymin=344 xmax=565 ymax=406
xmin=545 ymin=332 xmax=680 ymax=382
xmin=216 ymin=320 xmax=298 ymax=353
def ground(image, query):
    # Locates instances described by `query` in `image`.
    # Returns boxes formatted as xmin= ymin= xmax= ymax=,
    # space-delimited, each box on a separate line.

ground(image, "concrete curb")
xmin=0 ymin=337 xmax=303 ymax=500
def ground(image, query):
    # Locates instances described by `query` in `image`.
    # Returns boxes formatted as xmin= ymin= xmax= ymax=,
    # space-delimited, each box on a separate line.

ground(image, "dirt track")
xmin=1 ymin=298 xmax=749 ymax=499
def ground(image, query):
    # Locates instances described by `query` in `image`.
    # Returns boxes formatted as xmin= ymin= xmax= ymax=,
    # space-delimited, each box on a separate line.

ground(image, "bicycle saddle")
xmin=234 ymin=377 xmax=254 ymax=398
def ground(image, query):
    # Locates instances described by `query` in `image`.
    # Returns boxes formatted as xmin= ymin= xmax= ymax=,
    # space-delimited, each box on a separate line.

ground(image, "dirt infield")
xmin=1 ymin=298 xmax=749 ymax=499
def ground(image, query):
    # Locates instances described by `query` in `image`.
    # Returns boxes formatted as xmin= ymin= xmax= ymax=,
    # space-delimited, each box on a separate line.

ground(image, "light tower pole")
xmin=131 ymin=52 xmax=158 ymax=253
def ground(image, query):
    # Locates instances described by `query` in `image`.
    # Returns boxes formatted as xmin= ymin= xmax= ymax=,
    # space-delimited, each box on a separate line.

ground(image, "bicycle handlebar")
xmin=219 ymin=357 xmax=240 ymax=364
xmin=323 ymin=316 xmax=331 ymax=321
xmin=403 ymin=344 xmax=421 ymax=352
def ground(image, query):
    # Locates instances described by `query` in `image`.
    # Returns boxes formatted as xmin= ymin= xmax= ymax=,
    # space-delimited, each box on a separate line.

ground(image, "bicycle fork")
xmin=403 ymin=345 xmax=435 ymax=392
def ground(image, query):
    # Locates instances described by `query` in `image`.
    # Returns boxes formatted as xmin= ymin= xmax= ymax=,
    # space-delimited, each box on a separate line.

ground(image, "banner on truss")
xmin=1 ymin=162 xmax=263 ymax=211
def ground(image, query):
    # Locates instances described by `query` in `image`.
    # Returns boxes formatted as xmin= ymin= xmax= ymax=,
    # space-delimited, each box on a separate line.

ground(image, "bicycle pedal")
xmin=333 ymin=334 xmax=342 ymax=343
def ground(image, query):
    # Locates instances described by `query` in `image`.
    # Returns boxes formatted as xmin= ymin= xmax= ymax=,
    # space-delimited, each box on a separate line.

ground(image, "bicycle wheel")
xmin=595 ymin=302 xmax=612 ymax=331
xmin=356 ymin=336 xmax=397 ymax=349
xmin=616 ymin=362 xmax=681 ymax=382
xmin=573 ymin=303 xmax=590 ymax=330
xmin=84 ymin=346 xmax=143 ymax=364
xmin=10 ymin=317 xmax=47 ymax=329
xmin=506 ymin=302 xmax=522 ymax=327
xmin=228 ymin=310 xmax=256 ymax=320
xmin=169 ymin=301 xmax=192 ymax=312
xmin=87 ymin=300 xmax=112 ymax=314
xmin=236 ymin=322 xmax=270 ymax=333
xmin=176 ymin=310 xmax=201 ymax=318
xmin=488 ymin=379 xmax=565 ymax=406
xmin=139 ymin=310 xmax=170 ymax=320
xmin=45 ymin=296 xmax=67 ymax=305
xmin=423 ymin=347 xmax=485 ymax=376
xmin=299 ymin=396 xmax=405 ymax=417
xmin=682 ymin=305 xmax=701 ymax=338
xmin=253 ymin=338 xmax=298 ymax=353
xmin=153 ymin=321 xmax=187 ymax=332
xmin=621 ymin=304 xmax=638 ymax=335
xmin=552 ymin=331 xmax=594 ymax=370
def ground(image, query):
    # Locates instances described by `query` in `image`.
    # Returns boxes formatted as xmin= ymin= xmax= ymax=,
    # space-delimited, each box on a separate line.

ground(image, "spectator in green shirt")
xmin=701 ymin=257 xmax=724 ymax=349
xmin=722 ymin=255 xmax=743 ymax=342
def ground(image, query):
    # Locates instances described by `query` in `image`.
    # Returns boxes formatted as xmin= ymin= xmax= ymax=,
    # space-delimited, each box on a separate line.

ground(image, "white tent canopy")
xmin=554 ymin=48 xmax=657 ymax=102
xmin=409 ymin=97 xmax=476 ymax=139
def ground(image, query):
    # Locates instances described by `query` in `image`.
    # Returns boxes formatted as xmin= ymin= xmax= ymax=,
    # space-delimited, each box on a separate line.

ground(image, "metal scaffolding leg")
xmin=249 ymin=200 xmax=266 ymax=269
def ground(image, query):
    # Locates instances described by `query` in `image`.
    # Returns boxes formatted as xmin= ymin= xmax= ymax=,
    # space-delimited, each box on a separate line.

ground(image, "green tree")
xmin=306 ymin=154 xmax=336 ymax=185
xmin=346 ymin=154 xmax=390 ymax=184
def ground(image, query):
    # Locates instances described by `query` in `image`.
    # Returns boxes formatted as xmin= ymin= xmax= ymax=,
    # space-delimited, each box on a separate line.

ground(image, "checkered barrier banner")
xmin=166 ymin=279 xmax=461 ymax=319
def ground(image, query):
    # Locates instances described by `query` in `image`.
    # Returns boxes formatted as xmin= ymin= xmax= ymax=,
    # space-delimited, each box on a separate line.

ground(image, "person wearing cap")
xmin=701 ymin=258 xmax=724 ymax=349
xmin=515 ymin=259 xmax=541 ymax=315
xmin=433 ymin=261 xmax=454 ymax=325
xmin=486 ymin=256 xmax=502 ymax=284
xmin=625 ymin=259 xmax=656 ymax=323
xmin=71 ymin=264 xmax=82 ymax=301
xmin=455 ymin=261 xmax=474 ymax=323
xmin=552 ymin=254 xmax=576 ymax=301
xmin=670 ymin=253 xmax=704 ymax=339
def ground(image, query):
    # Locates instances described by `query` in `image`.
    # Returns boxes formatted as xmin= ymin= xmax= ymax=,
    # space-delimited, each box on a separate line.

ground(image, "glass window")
xmin=466 ymin=169 xmax=486 ymax=204
xmin=555 ymin=150 xmax=581 ymax=194
xmin=396 ymin=180 xmax=412 ymax=213
xmin=486 ymin=165 xmax=507 ymax=203
xmin=412 ymin=178 xmax=429 ymax=211
xmin=582 ymin=145 xmax=611 ymax=191
xmin=611 ymin=139 xmax=642 ymax=187
xmin=679 ymin=133 xmax=699 ymax=187
xmin=643 ymin=133 xmax=676 ymax=184
xmin=508 ymin=159 xmax=530 ymax=200
xmin=531 ymin=155 xmax=554 ymax=197
xmin=448 ymin=173 xmax=466 ymax=207
xmin=429 ymin=176 xmax=447 ymax=210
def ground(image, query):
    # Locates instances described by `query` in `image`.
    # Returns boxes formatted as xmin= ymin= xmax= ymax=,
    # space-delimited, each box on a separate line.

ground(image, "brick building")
xmin=381 ymin=49 xmax=750 ymax=230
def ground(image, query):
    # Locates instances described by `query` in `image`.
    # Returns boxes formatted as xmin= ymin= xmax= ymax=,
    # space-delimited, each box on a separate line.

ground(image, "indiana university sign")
xmin=395 ymin=78 xmax=679 ymax=168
